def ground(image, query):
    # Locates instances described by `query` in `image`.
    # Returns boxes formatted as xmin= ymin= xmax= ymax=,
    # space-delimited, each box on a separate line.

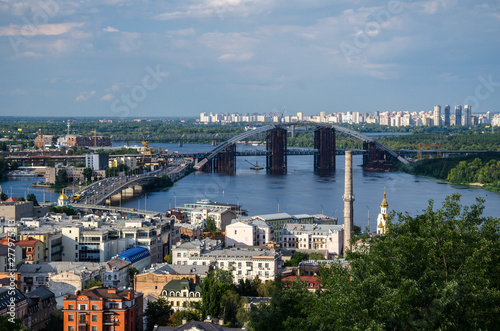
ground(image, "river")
xmin=2 ymin=142 xmax=499 ymax=233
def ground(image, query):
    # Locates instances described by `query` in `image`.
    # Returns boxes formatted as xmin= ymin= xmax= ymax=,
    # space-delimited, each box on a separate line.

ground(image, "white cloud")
xmin=75 ymin=90 xmax=96 ymax=102
xmin=101 ymin=93 xmax=114 ymax=100
xmin=167 ymin=28 xmax=196 ymax=37
xmin=155 ymin=0 xmax=274 ymax=20
xmin=103 ymin=26 xmax=119 ymax=32
xmin=218 ymin=52 xmax=253 ymax=62
xmin=0 ymin=22 xmax=84 ymax=36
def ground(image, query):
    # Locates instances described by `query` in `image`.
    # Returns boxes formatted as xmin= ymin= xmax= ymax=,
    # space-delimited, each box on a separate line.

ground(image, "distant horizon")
xmin=0 ymin=1 xmax=499 ymax=117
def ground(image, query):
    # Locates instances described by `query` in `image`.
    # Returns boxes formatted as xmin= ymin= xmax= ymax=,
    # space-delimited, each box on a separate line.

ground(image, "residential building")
xmin=225 ymin=219 xmax=273 ymax=247
xmin=172 ymin=239 xmax=222 ymax=266
xmin=455 ymin=105 xmax=463 ymax=125
xmin=281 ymin=224 xmax=344 ymax=257
xmin=190 ymin=207 xmax=236 ymax=231
xmin=85 ymin=153 xmax=109 ymax=171
xmin=109 ymin=156 xmax=138 ymax=171
xmin=17 ymin=238 xmax=46 ymax=264
xmin=25 ymin=287 xmax=57 ymax=331
xmin=66 ymin=135 xmax=112 ymax=147
xmin=281 ymin=275 xmax=320 ymax=292
xmin=464 ymin=104 xmax=472 ymax=127
xmin=104 ymin=258 xmax=131 ymax=288
xmin=19 ymin=231 xmax=63 ymax=262
xmin=173 ymin=243 xmax=280 ymax=283
xmin=159 ymin=278 xmax=202 ymax=311
xmin=178 ymin=223 xmax=203 ymax=240
xmin=63 ymin=287 xmax=143 ymax=331
xmin=433 ymin=105 xmax=441 ymax=126
xmin=0 ymin=244 xmax=22 ymax=271
xmin=113 ymin=246 xmax=151 ymax=272
xmin=0 ymin=200 xmax=49 ymax=221
xmin=0 ymin=287 xmax=29 ymax=324
xmin=251 ymin=213 xmax=315 ymax=245
xmin=444 ymin=105 xmax=450 ymax=126
xmin=135 ymin=264 xmax=208 ymax=299
xmin=17 ymin=262 xmax=104 ymax=296
xmin=34 ymin=135 xmax=57 ymax=149
xmin=180 ymin=199 xmax=244 ymax=216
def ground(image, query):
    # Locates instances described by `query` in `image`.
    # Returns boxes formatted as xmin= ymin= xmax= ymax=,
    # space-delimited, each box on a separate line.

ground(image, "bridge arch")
xmin=196 ymin=122 xmax=408 ymax=173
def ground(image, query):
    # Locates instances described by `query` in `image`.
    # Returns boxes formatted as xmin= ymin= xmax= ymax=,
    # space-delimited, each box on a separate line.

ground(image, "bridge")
xmin=71 ymin=162 xmax=192 ymax=206
xmin=70 ymin=203 xmax=163 ymax=217
xmin=195 ymin=123 xmax=408 ymax=174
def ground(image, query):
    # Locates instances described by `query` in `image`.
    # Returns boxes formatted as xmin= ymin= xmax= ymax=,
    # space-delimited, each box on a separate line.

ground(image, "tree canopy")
xmin=145 ymin=297 xmax=172 ymax=331
xmin=249 ymin=194 xmax=500 ymax=330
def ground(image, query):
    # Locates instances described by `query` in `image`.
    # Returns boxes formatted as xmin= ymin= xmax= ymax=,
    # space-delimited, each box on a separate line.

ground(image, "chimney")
xmin=219 ymin=318 xmax=224 ymax=325
xmin=182 ymin=318 xmax=188 ymax=325
xmin=343 ymin=151 xmax=355 ymax=254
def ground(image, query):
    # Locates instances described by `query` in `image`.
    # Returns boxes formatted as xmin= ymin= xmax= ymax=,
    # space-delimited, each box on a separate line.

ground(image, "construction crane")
xmin=245 ymin=160 xmax=263 ymax=170
xmin=141 ymin=141 xmax=153 ymax=163
xmin=416 ymin=143 xmax=443 ymax=160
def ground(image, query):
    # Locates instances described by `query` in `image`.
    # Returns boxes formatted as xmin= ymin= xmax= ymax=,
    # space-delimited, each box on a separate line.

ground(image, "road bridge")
xmin=72 ymin=162 xmax=192 ymax=206
xmin=70 ymin=203 xmax=163 ymax=217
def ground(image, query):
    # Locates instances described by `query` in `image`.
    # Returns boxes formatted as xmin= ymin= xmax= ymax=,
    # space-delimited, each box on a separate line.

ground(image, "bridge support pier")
xmin=362 ymin=142 xmax=394 ymax=171
xmin=266 ymin=127 xmax=287 ymax=175
xmin=211 ymin=143 xmax=236 ymax=175
xmin=110 ymin=192 xmax=122 ymax=206
xmin=314 ymin=127 xmax=336 ymax=174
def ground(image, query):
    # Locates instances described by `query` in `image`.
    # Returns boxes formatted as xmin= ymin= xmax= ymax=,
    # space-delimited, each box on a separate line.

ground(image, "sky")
xmin=0 ymin=0 xmax=499 ymax=118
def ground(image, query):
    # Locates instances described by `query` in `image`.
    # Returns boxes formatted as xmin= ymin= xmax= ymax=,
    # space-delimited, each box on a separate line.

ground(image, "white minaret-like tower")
xmin=343 ymin=151 xmax=355 ymax=254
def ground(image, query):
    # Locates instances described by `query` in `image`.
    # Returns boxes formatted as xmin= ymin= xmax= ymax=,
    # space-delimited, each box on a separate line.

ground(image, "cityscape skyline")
xmin=0 ymin=1 xmax=499 ymax=117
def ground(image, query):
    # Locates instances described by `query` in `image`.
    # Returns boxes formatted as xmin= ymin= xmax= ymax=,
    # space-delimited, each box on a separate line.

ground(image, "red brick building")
xmin=63 ymin=287 xmax=143 ymax=331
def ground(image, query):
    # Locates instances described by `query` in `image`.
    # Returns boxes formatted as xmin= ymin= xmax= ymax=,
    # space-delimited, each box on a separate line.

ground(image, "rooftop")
xmin=146 ymin=263 xmax=210 ymax=276
xmin=114 ymin=246 xmax=150 ymax=263
xmin=65 ymin=287 xmax=138 ymax=301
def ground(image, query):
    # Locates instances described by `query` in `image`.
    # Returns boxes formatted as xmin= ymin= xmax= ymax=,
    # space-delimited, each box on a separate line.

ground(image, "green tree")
xmin=204 ymin=216 xmax=217 ymax=234
xmin=49 ymin=206 xmax=77 ymax=216
xmin=0 ymin=192 xmax=7 ymax=201
xmin=54 ymin=169 xmax=68 ymax=188
xmin=201 ymin=269 xmax=234 ymax=319
xmin=145 ymin=297 xmax=172 ymax=331
xmin=42 ymin=309 xmax=64 ymax=331
xmin=0 ymin=315 xmax=30 ymax=330
xmin=129 ymin=266 xmax=139 ymax=284
xmin=168 ymin=310 xmax=200 ymax=326
xmin=255 ymin=194 xmax=500 ymax=330
xmin=10 ymin=161 xmax=19 ymax=170
xmin=26 ymin=193 xmax=39 ymax=206
xmin=309 ymin=252 xmax=325 ymax=260
xmin=164 ymin=252 xmax=173 ymax=264
xmin=85 ymin=280 xmax=102 ymax=288
xmin=284 ymin=252 xmax=309 ymax=267
xmin=83 ymin=167 xmax=93 ymax=183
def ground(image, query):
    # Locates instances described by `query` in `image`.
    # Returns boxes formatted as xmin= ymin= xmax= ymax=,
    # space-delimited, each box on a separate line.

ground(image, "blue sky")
xmin=0 ymin=0 xmax=499 ymax=117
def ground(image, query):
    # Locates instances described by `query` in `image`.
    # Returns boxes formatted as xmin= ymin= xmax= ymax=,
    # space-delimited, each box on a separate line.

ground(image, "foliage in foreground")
xmin=249 ymin=194 xmax=500 ymax=330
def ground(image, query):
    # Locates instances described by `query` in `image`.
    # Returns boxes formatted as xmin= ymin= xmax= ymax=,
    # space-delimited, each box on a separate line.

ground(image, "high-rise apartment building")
xmin=464 ymin=105 xmax=472 ymax=127
xmin=433 ymin=105 xmax=441 ymax=126
xmin=444 ymin=105 xmax=450 ymax=126
xmin=455 ymin=105 xmax=462 ymax=125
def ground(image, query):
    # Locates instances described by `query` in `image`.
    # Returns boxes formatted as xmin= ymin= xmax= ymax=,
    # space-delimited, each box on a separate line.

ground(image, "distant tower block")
xmin=343 ymin=151 xmax=355 ymax=254
xmin=376 ymin=190 xmax=389 ymax=235
xmin=444 ymin=105 xmax=450 ymax=126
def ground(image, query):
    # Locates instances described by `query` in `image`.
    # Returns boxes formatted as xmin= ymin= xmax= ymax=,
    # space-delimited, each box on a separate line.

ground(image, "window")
xmin=92 ymin=315 xmax=97 ymax=322
xmin=92 ymin=327 xmax=97 ymax=331
xmin=68 ymin=327 xmax=74 ymax=331
xmin=92 ymin=305 xmax=97 ymax=310
xmin=68 ymin=305 xmax=74 ymax=310
xmin=79 ymin=305 xmax=86 ymax=310
xmin=68 ymin=314 xmax=74 ymax=321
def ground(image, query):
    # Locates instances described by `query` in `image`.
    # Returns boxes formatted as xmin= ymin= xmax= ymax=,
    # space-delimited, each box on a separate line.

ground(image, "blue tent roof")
xmin=115 ymin=246 xmax=150 ymax=264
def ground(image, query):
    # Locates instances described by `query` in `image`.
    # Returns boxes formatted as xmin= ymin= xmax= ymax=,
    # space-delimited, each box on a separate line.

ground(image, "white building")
xmin=225 ymin=219 xmax=273 ymax=247
xmin=173 ymin=243 xmax=280 ymax=283
xmin=376 ymin=191 xmax=389 ymax=235
xmin=104 ymin=258 xmax=131 ymax=288
xmin=190 ymin=207 xmax=236 ymax=231
xmin=281 ymin=224 xmax=344 ymax=257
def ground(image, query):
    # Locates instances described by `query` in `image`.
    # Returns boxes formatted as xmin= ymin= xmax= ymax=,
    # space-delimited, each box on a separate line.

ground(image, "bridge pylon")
xmin=362 ymin=142 xmax=395 ymax=171
xmin=314 ymin=127 xmax=336 ymax=174
xmin=266 ymin=127 xmax=287 ymax=175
